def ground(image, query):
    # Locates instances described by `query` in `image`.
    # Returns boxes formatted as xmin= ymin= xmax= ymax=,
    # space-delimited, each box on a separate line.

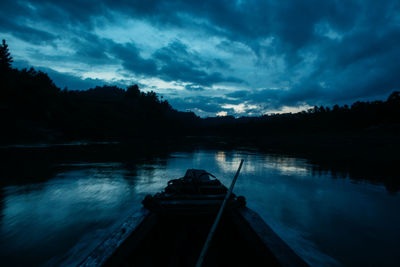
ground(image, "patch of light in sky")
xmin=81 ymin=70 xmax=126 ymax=81
xmin=222 ymin=103 xmax=259 ymax=114
xmin=216 ymin=111 xmax=228 ymax=116
xmin=138 ymin=77 xmax=186 ymax=91
xmin=314 ymin=22 xmax=343 ymax=41
xmin=259 ymin=36 xmax=275 ymax=47
xmin=265 ymin=104 xmax=312 ymax=115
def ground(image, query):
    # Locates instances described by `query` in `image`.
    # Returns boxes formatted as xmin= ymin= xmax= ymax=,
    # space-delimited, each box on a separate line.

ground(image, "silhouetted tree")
xmin=387 ymin=91 xmax=400 ymax=103
xmin=126 ymin=84 xmax=140 ymax=98
xmin=0 ymin=39 xmax=13 ymax=71
xmin=332 ymin=104 xmax=340 ymax=112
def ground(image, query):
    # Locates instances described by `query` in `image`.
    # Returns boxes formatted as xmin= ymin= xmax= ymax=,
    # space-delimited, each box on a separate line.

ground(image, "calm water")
xmin=1 ymin=148 xmax=399 ymax=266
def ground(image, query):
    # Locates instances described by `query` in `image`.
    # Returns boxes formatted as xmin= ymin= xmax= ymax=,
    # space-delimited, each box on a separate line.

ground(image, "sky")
xmin=1 ymin=0 xmax=399 ymax=117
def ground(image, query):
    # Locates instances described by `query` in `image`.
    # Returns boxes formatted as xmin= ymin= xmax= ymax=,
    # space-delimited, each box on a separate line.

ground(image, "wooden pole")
xmin=195 ymin=159 xmax=244 ymax=267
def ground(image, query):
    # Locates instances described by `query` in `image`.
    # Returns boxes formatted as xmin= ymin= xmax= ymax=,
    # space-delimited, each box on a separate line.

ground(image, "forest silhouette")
xmin=1 ymin=39 xmax=400 ymax=190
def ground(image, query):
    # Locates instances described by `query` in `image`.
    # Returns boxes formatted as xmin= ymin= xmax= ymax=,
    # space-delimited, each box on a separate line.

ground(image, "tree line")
xmin=204 ymin=92 xmax=400 ymax=137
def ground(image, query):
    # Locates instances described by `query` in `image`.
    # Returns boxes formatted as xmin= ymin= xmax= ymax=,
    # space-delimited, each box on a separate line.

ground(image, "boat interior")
xmin=104 ymin=209 xmax=281 ymax=267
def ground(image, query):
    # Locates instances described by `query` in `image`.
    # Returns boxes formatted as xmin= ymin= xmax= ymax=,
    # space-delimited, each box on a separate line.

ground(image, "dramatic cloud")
xmin=1 ymin=0 xmax=399 ymax=116
xmin=154 ymin=40 xmax=243 ymax=86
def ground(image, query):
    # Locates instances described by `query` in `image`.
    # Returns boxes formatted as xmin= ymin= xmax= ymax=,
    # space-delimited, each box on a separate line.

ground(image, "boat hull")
xmin=79 ymin=207 xmax=308 ymax=267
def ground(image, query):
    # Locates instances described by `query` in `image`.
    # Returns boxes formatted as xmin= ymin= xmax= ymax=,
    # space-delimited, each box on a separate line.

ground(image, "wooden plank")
xmin=78 ymin=208 xmax=150 ymax=267
xmin=238 ymin=207 xmax=309 ymax=267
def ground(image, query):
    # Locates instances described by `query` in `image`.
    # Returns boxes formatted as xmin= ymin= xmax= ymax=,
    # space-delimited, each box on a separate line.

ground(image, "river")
xmin=0 ymin=146 xmax=399 ymax=266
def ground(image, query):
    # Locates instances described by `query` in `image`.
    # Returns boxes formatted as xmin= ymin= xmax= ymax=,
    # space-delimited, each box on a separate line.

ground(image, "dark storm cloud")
xmin=0 ymin=18 xmax=57 ymax=44
xmin=297 ymin=26 xmax=400 ymax=104
xmin=111 ymin=42 xmax=158 ymax=76
xmin=70 ymin=33 xmax=112 ymax=64
xmin=0 ymin=0 xmax=106 ymax=28
xmin=154 ymin=40 xmax=243 ymax=86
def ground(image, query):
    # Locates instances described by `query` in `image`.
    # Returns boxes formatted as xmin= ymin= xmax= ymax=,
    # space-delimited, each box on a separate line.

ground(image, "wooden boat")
xmin=80 ymin=169 xmax=308 ymax=267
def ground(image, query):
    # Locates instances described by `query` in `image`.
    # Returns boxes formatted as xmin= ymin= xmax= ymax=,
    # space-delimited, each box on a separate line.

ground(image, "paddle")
xmin=195 ymin=159 xmax=244 ymax=267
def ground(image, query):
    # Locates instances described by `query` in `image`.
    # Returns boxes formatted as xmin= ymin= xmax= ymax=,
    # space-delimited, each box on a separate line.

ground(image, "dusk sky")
xmin=1 ymin=0 xmax=399 ymax=117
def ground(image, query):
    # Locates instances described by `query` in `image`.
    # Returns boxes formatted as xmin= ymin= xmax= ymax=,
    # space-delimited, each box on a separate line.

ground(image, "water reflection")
xmin=1 ymin=166 xmax=140 ymax=266
xmin=262 ymin=156 xmax=311 ymax=176
xmin=0 ymin=149 xmax=399 ymax=266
